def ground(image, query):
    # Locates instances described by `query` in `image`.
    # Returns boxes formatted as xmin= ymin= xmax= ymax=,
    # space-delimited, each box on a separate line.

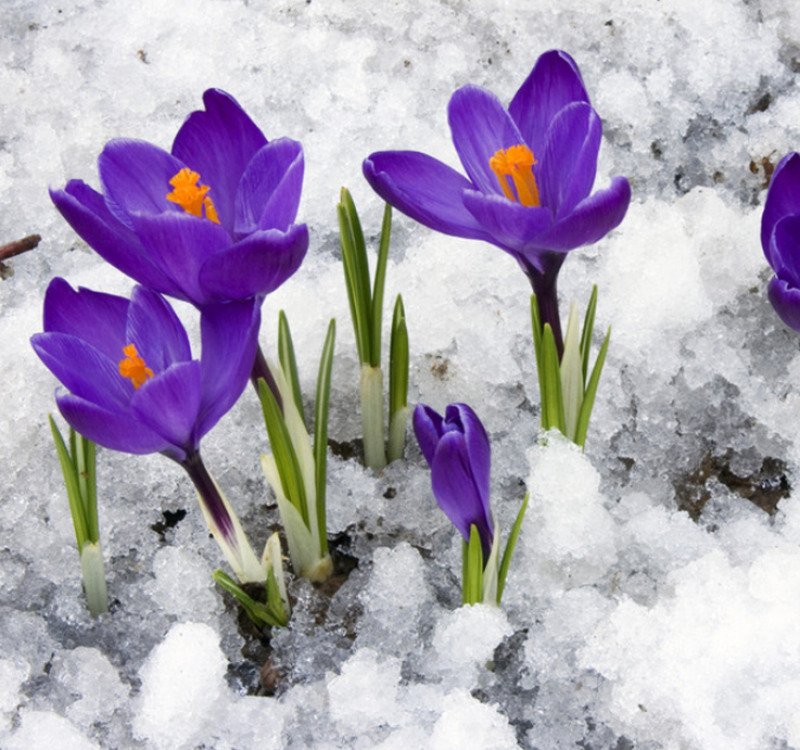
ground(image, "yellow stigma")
xmin=166 ymin=168 xmax=220 ymax=223
xmin=489 ymin=144 xmax=540 ymax=207
xmin=119 ymin=344 xmax=154 ymax=389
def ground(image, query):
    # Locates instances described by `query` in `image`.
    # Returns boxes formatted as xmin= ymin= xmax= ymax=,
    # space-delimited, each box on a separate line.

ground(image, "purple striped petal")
xmin=430 ymin=432 xmax=493 ymax=558
xmin=42 ymin=278 xmax=128 ymax=361
xmin=196 ymin=298 xmax=260 ymax=438
xmin=235 ymin=138 xmax=304 ymax=235
xmin=461 ymin=190 xmax=552 ymax=257
xmin=49 ymin=183 xmax=182 ymax=297
xmin=130 ymin=211 xmax=232 ymax=306
xmin=413 ymin=403 xmax=445 ymax=467
xmin=538 ymin=102 xmax=602 ymax=218
xmin=126 ymin=286 xmax=192 ymax=373
xmin=172 ymin=89 xmax=268 ymax=233
xmin=530 ymin=176 xmax=631 ymax=252
xmin=448 ymin=84 xmax=525 ymax=195
xmin=131 ymin=361 xmax=202 ymax=451
xmin=444 ymin=403 xmax=491 ymax=519
xmin=55 ymin=391 xmax=174 ymax=456
xmin=98 ymin=139 xmax=185 ymax=229
xmin=363 ymin=151 xmax=493 ymax=241
xmin=509 ymin=49 xmax=590 ymax=159
xmin=32 ymin=333 xmax=131 ymax=411
xmin=198 ymin=223 xmax=308 ymax=301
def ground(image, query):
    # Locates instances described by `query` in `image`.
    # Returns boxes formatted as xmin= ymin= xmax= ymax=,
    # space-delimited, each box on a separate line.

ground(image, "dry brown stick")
xmin=0 ymin=234 xmax=41 ymax=261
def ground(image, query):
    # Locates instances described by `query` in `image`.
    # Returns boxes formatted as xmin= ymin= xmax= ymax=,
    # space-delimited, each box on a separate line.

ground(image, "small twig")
xmin=0 ymin=234 xmax=41 ymax=261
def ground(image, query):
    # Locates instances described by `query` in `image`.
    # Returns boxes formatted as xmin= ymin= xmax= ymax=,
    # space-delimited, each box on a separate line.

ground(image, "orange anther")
xmin=489 ymin=144 xmax=540 ymax=207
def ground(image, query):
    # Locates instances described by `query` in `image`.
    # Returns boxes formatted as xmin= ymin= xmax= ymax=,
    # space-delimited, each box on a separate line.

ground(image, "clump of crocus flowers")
xmin=36 ymin=49 xmax=634 ymax=627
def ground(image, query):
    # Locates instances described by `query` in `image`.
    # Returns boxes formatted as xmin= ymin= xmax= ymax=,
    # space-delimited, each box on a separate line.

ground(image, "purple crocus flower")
xmin=363 ymin=50 xmax=631 ymax=351
xmin=413 ymin=402 xmax=493 ymax=560
xmin=761 ymin=152 xmax=800 ymax=332
xmin=50 ymin=89 xmax=308 ymax=309
xmin=31 ymin=279 xmax=263 ymax=576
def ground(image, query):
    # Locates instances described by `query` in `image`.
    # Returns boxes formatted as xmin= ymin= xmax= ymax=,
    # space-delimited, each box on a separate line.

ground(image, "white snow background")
xmin=2 ymin=0 xmax=800 ymax=748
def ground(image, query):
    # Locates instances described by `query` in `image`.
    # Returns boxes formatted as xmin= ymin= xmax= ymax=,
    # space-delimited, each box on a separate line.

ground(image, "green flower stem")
xmin=360 ymin=364 xmax=387 ymax=471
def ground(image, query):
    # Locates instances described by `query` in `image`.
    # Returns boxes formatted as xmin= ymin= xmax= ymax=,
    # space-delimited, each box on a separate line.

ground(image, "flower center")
xmin=489 ymin=144 xmax=540 ymax=207
xmin=119 ymin=344 xmax=154 ymax=389
xmin=166 ymin=168 xmax=220 ymax=223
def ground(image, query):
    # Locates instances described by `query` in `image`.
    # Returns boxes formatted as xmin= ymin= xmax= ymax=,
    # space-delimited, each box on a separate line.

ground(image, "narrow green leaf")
xmin=278 ymin=311 xmax=305 ymax=424
xmin=258 ymin=378 xmax=309 ymax=526
xmin=389 ymin=294 xmax=408 ymax=416
xmin=579 ymin=285 xmax=599 ymax=386
xmin=368 ymin=203 xmax=393 ymax=368
xmin=497 ymin=493 xmax=529 ymax=603
xmin=338 ymin=188 xmax=373 ymax=364
xmin=531 ymin=294 xmax=548 ymax=429
xmin=464 ymin=525 xmax=484 ymax=606
xmin=79 ymin=434 xmax=98 ymax=541
xmin=542 ymin=324 xmax=566 ymax=434
xmin=49 ymin=416 xmax=89 ymax=549
xmin=575 ymin=327 xmax=611 ymax=449
xmin=314 ymin=319 xmax=336 ymax=556
xmin=212 ymin=570 xmax=287 ymax=629
xmin=265 ymin=567 xmax=289 ymax=626
xmin=337 ymin=192 xmax=371 ymax=365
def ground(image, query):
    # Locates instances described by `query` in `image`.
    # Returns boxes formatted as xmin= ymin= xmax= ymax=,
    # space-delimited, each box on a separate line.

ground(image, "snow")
xmin=3 ymin=0 xmax=800 ymax=748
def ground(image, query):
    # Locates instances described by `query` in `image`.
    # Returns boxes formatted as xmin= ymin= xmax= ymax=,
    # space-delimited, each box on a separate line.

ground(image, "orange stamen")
xmin=488 ymin=144 xmax=540 ymax=207
xmin=166 ymin=168 xmax=220 ymax=223
xmin=119 ymin=344 xmax=154 ymax=389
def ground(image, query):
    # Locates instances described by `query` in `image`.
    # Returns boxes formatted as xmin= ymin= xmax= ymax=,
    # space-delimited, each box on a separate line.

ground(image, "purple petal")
xmin=538 ymin=102 xmax=602 ymax=218
xmin=762 ymin=153 xmax=800 ymax=267
xmin=363 ymin=151 xmax=493 ymax=241
xmin=448 ymin=84 xmax=525 ymax=195
xmin=770 ymin=215 xmax=800 ymax=288
xmin=530 ymin=176 xmax=631 ymax=252
xmin=461 ymin=190 xmax=552 ymax=257
xmin=444 ymin=403 xmax=491 ymax=519
xmin=131 ymin=361 xmax=202 ymax=451
xmin=413 ymin=403 xmax=445 ymax=467
xmin=196 ymin=298 xmax=261 ymax=439
xmin=126 ymin=286 xmax=192 ymax=373
xmin=430 ymin=430 xmax=493 ymax=555
xmin=130 ymin=211 xmax=232 ymax=306
xmin=172 ymin=89 xmax=268 ymax=233
xmin=50 ymin=183 xmax=183 ymax=297
xmin=509 ymin=50 xmax=590 ymax=159
xmin=198 ymin=223 xmax=308 ymax=301
xmin=767 ymin=276 xmax=800 ymax=333
xmin=32 ymin=333 xmax=132 ymax=411
xmin=42 ymin=278 xmax=128 ymax=361
xmin=98 ymin=139 xmax=185 ymax=228
xmin=235 ymin=138 xmax=304 ymax=235
xmin=56 ymin=391 xmax=174 ymax=456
